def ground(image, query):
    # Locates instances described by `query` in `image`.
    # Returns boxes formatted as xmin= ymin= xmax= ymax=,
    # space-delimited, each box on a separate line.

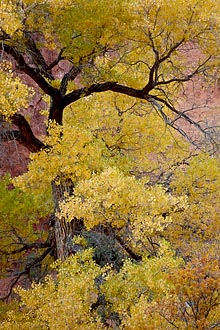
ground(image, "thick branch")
xmin=1 ymin=39 xmax=213 ymax=152
xmin=11 ymin=113 xmax=45 ymax=152
xmin=0 ymin=241 xmax=50 ymax=256
xmin=62 ymin=79 xmax=215 ymax=150
xmin=63 ymin=48 xmax=207 ymax=108
xmin=1 ymin=42 xmax=59 ymax=97
xmin=23 ymin=30 xmax=54 ymax=80
xmin=142 ymin=30 xmax=160 ymax=94
xmin=63 ymin=82 xmax=143 ymax=107
xmin=48 ymin=48 xmax=65 ymax=70
xmin=60 ymin=63 xmax=82 ymax=96
xmin=159 ymin=38 xmax=185 ymax=63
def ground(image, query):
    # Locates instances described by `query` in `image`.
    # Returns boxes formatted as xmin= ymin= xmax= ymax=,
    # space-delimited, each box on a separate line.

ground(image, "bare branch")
xmin=152 ymin=95 xmax=207 ymax=133
xmin=0 ymin=130 xmax=20 ymax=142
xmin=156 ymin=56 xmax=211 ymax=86
xmin=0 ymin=241 xmax=50 ymax=256
xmin=149 ymin=95 xmax=218 ymax=151
xmin=159 ymin=38 xmax=185 ymax=63
xmin=142 ymin=37 xmax=185 ymax=94
xmin=209 ymin=321 xmax=220 ymax=329
xmin=0 ymin=246 xmax=53 ymax=301
xmin=159 ymin=311 xmax=179 ymax=329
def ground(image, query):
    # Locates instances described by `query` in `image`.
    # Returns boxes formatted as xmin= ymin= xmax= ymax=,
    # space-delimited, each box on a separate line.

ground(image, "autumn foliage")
xmin=1 ymin=0 xmax=220 ymax=329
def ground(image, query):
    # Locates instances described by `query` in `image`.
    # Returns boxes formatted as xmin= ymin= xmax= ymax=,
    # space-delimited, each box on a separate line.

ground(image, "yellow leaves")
xmin=2 ymin=0 xmax=220 ymax=87
xmin=173 ymin=255 xmax=220 ymax=298
xmin=14 ymin=121 xmax=108 ymax=192
xmin=58 ymin=167 xmax=187 ymax=240
xmin=168 ymin=153 xmax=220 ymax=254
xmin=61 ymin=0 xmax=218 ymax=88
xmin=102 ymin=241 xmax=181 ymax=317
xmin=49 ymin=79 xmax=61 ymax=89
xmin=0 ymin=62 xmax=33 ymax=119
xmin=108 ymin=254 xmax=220 ymax=330
xmin=1 ymin=242 xmax=182 ymax=329
xmin=3 ymin=1 xmax=220 ymax=328
xmin=65 ymin=92 xmax=186 ymax=173
xmin=72 ymin=235 xmax=87 ymax=247
xmin=2 ymin=250 xmax=104 ymax=330
xmin=171 ymin=153 xmax=220 ymax=199
xmin=58 ymin=167 xmax=141 ymax=228
xmin=3 ymin=243 xmax=220 ymax=330
xmin=0 ymin=0 xmax=23 ymax=35
xmin=35 ymin=0 xmax=220 ymax=87
xmin=137 ymin=0 xmax=218 ymax=42
xmin=18 ymin=89 xmax=176 ymax=193
xmin=46 ymin=120 xmax=63 ymax=145
xmin=45 ymin=0 xmax=129 ymax=63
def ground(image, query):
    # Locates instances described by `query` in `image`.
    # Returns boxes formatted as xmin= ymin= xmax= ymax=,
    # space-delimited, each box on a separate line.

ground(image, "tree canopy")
xmin=1 ymin=0 xmax=220 ymax=329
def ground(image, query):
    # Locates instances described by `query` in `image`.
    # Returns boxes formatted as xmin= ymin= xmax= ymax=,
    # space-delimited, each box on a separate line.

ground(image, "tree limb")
xmin=48 ymin=48 xmax=65 ymax=70
xmin=114 ymin=234 xmax=142 ymax=261
xmin=0 ymin=246 xmax=53 ymax=301
xmin=23 ymin=30 xmax=54 ymax=80
xmin=62 ymin=82 xmax=143 ymax=107
xmin=60 ymin=62 xmax=82 ymax=95
xmin=1 ymin=42 xmax=60 ymax=97
xmin=0 ymin=241 xmax=50 ymax=256
xmin=11 ymin=113 xmax=45 ymax=152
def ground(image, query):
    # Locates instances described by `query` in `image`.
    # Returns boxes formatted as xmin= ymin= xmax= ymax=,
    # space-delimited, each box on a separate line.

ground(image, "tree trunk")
xmin=51 ymin=179 xmax=83 ymax=260
xmin=54 ymin=216 xmax=75 ymax=260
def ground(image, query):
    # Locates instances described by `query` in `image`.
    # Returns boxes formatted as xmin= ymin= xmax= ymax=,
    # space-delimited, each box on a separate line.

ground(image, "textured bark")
xmin=53 ymin=217 xmax=75 ymax=260
xmin=51 ymin=180 xmax=83 ymax=260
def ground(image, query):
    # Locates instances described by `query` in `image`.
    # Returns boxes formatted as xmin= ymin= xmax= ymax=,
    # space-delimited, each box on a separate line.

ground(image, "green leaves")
xmin=0 ymin=174 xmax=52 ymax=271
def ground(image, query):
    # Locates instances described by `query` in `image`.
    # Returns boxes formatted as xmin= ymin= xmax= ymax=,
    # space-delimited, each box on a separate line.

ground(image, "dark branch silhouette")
xmin=11 ymin=114 xmax=45 ymax=152
xmin=0 ymin=246 xmax=53 ymax=301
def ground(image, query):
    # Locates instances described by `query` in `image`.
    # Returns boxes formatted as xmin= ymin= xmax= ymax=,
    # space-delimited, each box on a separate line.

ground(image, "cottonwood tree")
xmin=1 ymin=0 xmax=220 ymax=304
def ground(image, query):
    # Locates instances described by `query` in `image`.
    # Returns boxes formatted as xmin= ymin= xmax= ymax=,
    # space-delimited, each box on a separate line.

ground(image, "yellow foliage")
xmin=0 ymin=1 xmax=23 ymax=35
xmin=167 ymin=153 xmax=220 ymax=256
xmin=58 ymin=167 xmax=187 ymax=236
xmin=4 ymin=0 xmax=218 ymax=86
xmin=4 ymin=248 xmax=220 ymax=329
xmin=14 ymin=90 xmax=189 ymax=196
xmin=3 ymin=1 xmax=220 ymax=328
xmin=0 ymin=62 xmax=32 ymax=119
xmin=102 ymin=241 xmax=182 ymax=317
xmin=1 ymin=250 xmax=104 ymax=330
